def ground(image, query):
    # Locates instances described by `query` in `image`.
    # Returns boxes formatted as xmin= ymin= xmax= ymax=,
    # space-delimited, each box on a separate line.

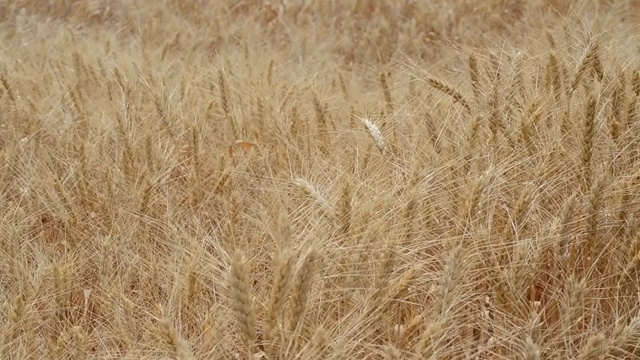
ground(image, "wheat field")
xmin=2 ymin=1 xmax=640 ymax=359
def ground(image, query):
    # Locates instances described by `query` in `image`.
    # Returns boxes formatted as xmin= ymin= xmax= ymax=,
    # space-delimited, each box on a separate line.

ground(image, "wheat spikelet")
xmin=218 ymin=69 xmax=233 ymax=122
xmin=385 ymin=264 xmax=419 ymax=303
xmin=344 ymin=216 xmax=384 ymax=305
xmin=505 ymin=51 xmax=526 ymax=110
xmin=610 ymin=70 xmax=627 ymax=141
xmin=265 ymin=248 xmax=295 ymax=340
xmin=338 ymin=175 xmax=353 ymax=239
xmin=627 ymin=228 xmax=640 ymax=265
xmin=414 ymin=318 xmax=446 ymax=359
xmin=158 ymin=316 xmax=196 ymax=360
xmin=433 ymin=245 xmax=463 ymax=317
xmin=523 ymin=335 xmax=541 ymax=360
xmin=557 ymin=193 xmax=577 ymax=260
xmin=402 ymin=189 xmax=418 ymax=244
xmin=467 ymin=114 xmax=482 ymax=149
xmin=366 ymin=238 xmax=399 ymax=316
xmin=546 ymin=51 xmax=562 ymax=94
xmin=460 ymin=168 xmax=495 ymax=225
xmin=424 ymin=74 xmax=471 ymax=112
xmin=488 ymin=83 xmax=502 ymax=145
xmin=228 ymin=251 xmax=257 ymax=357
xmin=571 ymin=38 xmax=601 ymax=95
xmin=294 ymin=179 xmax=335 ymax=225
xmin=380 ymin=71 xmax=393 ymax=115
xmin=361 ymin=117 xmax=386 ymax=154
xmin=518 ymin=105 xmax=536 ymax=152
xmin=469 ymin=53 xmax=481 ymax=104
xmin=620 ymin=250 xmax=640 ymax=287
xmin=577 ymin=333 xmax=608 ymax=360
xmin=382 ymin=344 xmax=402 ymax=360
xmin=503 ymin=185 xmax=535 ymax=245
xmin=486 ymin=51 xmax=501 ymax=83
xmin=581 ymin=93 xmax=598 ymax=188
xmin=288 ymin=249 xmax=319 ymax=334
xmin=632 ymin=70 xmax=640 ymax=97
xmin=71 ymin=325 xmax=90 ymax=358
xmin=312 ymin=94 xmax=333 ymax=155
xmin=608 ymin=317 xmax=640 ymax=357
xmin=338 ymin=72 xmax=350 ymax=101
xmin=561 ymin=276 xmax=586 ymax=339
xmin=9 ymin=292 xmax=26 ymax=342
xmin=626 ymin=92 xmax=638 ymax=139
xmin=307 ymin=326 xmax=329 ymax=359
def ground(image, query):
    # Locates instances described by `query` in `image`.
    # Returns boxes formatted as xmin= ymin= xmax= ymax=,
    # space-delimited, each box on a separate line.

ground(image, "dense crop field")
xmin=2 ymin=1 xmax=640 ymax=358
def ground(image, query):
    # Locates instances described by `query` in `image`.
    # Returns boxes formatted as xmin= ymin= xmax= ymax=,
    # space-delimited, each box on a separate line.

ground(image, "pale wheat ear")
xmin=293 ymin=176 xmax=336 ymax=221
xmin=361 ymin=117 xmax=386 ymax=154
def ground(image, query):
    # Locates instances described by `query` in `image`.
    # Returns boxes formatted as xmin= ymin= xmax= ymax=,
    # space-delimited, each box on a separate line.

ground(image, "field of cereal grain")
xmin=2 ymin=1 xmax=640 ymax=358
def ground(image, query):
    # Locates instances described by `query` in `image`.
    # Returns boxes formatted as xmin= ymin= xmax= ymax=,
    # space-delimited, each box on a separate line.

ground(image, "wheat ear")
xmin=361 ymin=117 xmax=386 ymax=154
xmin=228 ymin=251 xmax=257 ymax=357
